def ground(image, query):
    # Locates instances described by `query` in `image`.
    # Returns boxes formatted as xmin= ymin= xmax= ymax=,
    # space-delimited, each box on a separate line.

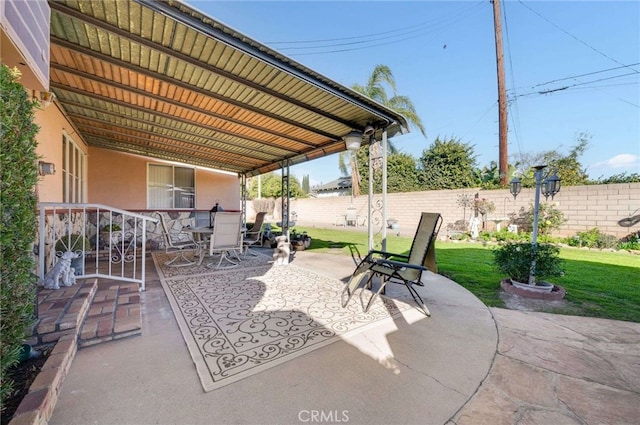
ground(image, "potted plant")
xmin=54 ymin=234 xmax=92 ymax=275
xmin=493 ymin=242 xmax=564 ymax=292
xmin=101 ymin=223 xmax=123 ymax=246
xmin=290 ymin=229 xmax=311 ymax=251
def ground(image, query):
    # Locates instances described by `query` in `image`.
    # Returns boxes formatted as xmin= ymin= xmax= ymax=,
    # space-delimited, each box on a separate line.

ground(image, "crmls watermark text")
xmin=298 ymin=410 xmax=350 ymax=423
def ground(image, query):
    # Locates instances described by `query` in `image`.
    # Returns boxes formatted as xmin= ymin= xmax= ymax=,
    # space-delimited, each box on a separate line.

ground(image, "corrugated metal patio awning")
xmin=48 ymin=0 xmax=409 ymax=176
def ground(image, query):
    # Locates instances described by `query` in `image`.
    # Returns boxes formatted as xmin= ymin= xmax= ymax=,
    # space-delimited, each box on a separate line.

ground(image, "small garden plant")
xmin=493 ymin=242 xmax=564 ymax=284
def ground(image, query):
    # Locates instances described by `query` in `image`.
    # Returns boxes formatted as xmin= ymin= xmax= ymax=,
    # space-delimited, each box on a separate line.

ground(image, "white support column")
xmin=240 ymin=173 xmax=247 ymax=226
xmin=281 ymin=160 xmax=290 ymax=238
xmin=368 ymin=142 xmax=374 ymax=251
xmin=381 ymin=128 xmax=388 ymax=252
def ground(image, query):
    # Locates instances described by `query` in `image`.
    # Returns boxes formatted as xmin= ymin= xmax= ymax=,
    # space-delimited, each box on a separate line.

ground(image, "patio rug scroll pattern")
xmin=152 ymin=255 xmax=412 ymax=392
xmin=152 ymin=250 xmax=273 ymax=279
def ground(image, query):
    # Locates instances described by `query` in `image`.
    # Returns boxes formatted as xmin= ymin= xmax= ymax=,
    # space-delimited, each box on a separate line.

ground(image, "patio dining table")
xmin=181 ymin=226 xmax=212 ymax=265
xmin=181 ymin=225 xmax=247 ymax=266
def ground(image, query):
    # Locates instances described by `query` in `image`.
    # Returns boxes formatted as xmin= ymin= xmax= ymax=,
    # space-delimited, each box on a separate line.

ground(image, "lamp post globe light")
xmin=509 ymin=165 xmax=561 ymax=286
xmin=344 ymin=130 xmax=363 ymax=151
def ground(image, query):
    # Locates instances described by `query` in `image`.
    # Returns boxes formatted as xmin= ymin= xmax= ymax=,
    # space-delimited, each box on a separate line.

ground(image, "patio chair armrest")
xmin=374 ymin=258 xmax=428 ymax=272
xmin=365 ymin=250 xmax=410 ymax=261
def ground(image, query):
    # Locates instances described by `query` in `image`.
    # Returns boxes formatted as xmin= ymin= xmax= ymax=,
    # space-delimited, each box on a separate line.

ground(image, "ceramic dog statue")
xmin=272 ymin=235 xmax=290 ymax=265
xmin=42 ymin=251 xmax=79 ymax=289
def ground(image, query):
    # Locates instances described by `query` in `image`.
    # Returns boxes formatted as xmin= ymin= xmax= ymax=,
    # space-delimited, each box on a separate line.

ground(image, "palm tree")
xmin=341 ymin=64 xmax=426 ymax=195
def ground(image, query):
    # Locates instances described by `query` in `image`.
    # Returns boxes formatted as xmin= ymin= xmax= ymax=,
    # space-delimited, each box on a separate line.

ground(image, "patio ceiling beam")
xmin=136 ymin=0 xmax=405 ymax=128
xmin=50 ymin=83 xmax=298 ymax=155
xmin=49 ymin=43 xmax=332 ymax=147
xmin=71 ymin=120 xmax=264 ymax=168
xmin=50 ymin=2 xmax=365 ymax=131
xmin=86 ymin=135 xmax=247 ymax=173
xmin=48 ymin=65 xmax=314 ymax=152
xmin=63 ymin=105 xmax=278 ymax=162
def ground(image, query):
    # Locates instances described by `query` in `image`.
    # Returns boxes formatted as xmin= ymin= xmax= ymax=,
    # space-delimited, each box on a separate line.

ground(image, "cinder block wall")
xmin=270 ymin=183 xmax=640 ymax=239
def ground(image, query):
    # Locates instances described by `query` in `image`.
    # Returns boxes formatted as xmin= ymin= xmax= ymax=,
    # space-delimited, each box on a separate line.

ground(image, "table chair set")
xmin=158 ymin=209 xmax=443 ymax=317
xmin=156 ymin=211 xmax=267 ymax=269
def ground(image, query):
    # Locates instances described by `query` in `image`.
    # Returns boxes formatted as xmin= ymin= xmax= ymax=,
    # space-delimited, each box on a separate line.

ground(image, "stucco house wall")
xmin=33 ymin=102 xmax=88 ymax=203
xmin=87 ymin=147 xmax=240 ymax=211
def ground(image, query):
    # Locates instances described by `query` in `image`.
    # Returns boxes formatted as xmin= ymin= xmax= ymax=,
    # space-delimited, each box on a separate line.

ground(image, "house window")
xmin=148 ymin=164 xmax=195 ymax=209
xmin=62 ymin=133 xmax=87 ymax=203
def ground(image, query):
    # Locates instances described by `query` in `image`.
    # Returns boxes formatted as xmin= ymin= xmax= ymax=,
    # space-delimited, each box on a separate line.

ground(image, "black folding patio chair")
xmin=341 ymin=212 xmax=442 ymax=316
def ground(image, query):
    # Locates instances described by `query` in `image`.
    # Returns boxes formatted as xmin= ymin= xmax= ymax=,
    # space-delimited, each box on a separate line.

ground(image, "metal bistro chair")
xmin=341 ymin=212 xmax=442 ymax=316
xmin=207 ymin=212 xmax=243 ymax=269
xmin=242 ymin=212 xmax=267 ymax=256
xmin=155 ymin=212 xmax=198 ymax=267
xmin=345 ymin=206 xmax=360 ymax=226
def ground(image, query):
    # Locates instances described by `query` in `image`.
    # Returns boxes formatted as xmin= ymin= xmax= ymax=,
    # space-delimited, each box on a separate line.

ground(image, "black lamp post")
xmin=509 ymin=177 xmax=521 ymax=200
xmin=509 ymin=166 xmax=561 ymax=285
xmin=542 ymin=171 xmax=561 ymax=200
xmin=209 ymin=202 xmax=219 ymax=228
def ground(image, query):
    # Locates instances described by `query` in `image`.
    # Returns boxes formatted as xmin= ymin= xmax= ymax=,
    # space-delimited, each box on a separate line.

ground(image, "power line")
xmin=264 ymin=16 xmax=452 ymax=45
xmin=266 ymin=1 xmax=485 ymax=46
xmin=267 ymin=2 xmax=486 ymax=56
xmin=532 ymin=63 xmax=640 ymax=89
xmin=509 ymin=72 xmax=639 ymax=101
xmin=517 ymin=1 xmax=640 ymax=74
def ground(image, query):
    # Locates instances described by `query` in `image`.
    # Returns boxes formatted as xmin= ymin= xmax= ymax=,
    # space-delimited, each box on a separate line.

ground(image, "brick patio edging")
xmin=8 ymin=334 xmax=78 ymax=425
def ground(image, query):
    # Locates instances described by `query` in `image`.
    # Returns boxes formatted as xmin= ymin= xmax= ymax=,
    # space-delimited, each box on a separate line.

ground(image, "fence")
xmin=275 ymin=182 xmax=639 ymax=239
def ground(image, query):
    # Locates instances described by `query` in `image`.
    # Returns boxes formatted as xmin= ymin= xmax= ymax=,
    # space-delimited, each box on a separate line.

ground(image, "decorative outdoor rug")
xmin=152 ymin=250 xmax=272 ymax=279
xmin=152 ymin=259 xmax=412 ymax=392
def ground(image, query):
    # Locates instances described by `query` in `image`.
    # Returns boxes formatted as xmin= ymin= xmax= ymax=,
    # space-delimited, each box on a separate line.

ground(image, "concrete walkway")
xmin=48 ymin=250 xmax=640 ymax=425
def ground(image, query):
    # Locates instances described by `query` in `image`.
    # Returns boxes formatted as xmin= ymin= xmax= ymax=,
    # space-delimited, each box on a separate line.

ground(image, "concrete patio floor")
xmin=48 ymin=249 xmax=640 ymax=425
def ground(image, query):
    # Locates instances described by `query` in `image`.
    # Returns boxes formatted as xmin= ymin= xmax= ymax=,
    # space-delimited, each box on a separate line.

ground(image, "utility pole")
xmin=492 ymin=0 xmax=508 ymax=186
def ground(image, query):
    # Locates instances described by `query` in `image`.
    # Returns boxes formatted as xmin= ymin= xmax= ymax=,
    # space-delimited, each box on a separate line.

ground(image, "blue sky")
xmin=190 ymin=1 xmax=640 ymax=186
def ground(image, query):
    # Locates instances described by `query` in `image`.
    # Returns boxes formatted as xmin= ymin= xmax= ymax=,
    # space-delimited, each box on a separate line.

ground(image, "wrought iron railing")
xmin=37 ymin=203 xmax=158 ymax=290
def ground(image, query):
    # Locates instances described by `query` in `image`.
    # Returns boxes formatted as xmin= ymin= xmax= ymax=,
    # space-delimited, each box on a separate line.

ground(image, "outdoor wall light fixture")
xmin=39 ymin=91 xmax=55 ymax=108
xmin=38 ymin=161 xmax=56 ymax=176
xmin=344 ymin=130 xmax=363 ymax=151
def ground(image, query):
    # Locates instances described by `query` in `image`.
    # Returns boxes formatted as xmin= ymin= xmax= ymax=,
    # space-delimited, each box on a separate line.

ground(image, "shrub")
xmin=509 ymin=203 xmax=566 ymax=235
xmin=566 ymin=228 xmax=619 ymax=249
xmin=618 ymin=231 xmax=640 ymax=251
xmin=493 ymin=242 xmax=564 ymax=283
xmin=0 ymin=66 xmax=40 ymax=408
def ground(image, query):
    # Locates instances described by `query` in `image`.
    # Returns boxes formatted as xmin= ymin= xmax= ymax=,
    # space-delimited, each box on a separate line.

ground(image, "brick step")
xmin=31 ymin=279 xmax=142 ymax=348
xmin=30 ymin=280 xmax=98 ymax=345
xmin=14 ymin=280 xmax=142 ymax=425
xmin=78 ymin=282 xmax=141 ymax=347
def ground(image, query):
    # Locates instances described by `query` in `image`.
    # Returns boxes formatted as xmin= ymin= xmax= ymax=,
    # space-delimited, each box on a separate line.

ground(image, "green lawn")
xmin=291 ymin=226 xmax=640 ymax=323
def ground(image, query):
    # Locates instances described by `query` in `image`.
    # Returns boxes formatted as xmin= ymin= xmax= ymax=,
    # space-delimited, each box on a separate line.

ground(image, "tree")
xmin=301 ymin=174 xmax=310 ymax=195
xmin=418 ymin=137 xmax=477 ymax=189
xmin=543 ymin=133 xmax=590 ymax=186
xmin=592 ymin=172 xmax=640 ymax=184
xmin=358 ymin=151 xmax=420 ymax=194
xmin=246 ymin=172 xmax=303 ymax=199
xmin=352 ymin=65 xmax=426 ymax=137
xmin=340 ymin=64 xmax=426 ymax=196
xmin=475 ymin=161 xmax=519 ymax=189
xmin=511 ymin=132 xmax=590 ymax=187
